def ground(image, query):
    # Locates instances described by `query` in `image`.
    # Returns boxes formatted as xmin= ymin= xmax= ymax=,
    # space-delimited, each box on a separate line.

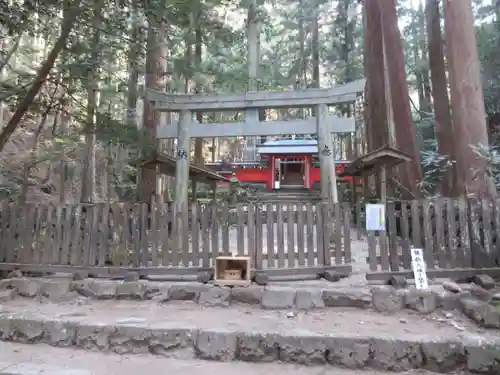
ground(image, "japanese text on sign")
xmin=365 ymin=203 xmax=385 ymax=231
xmin=410 ymin=248 xmax=428 ymax=290
xmin=321 ymin=145 xmax=332 ymax=156
xmin=177 ymin=149 xmax=188 ymax=159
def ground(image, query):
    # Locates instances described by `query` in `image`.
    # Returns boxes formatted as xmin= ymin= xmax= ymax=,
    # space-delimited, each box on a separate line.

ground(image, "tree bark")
xmin=443 ymin=0 xmax=496 ymax=197
xmin=140 ymin=9 xmax=168 ymax=201
xmin=80 ymin=0 xmax=100 ymax=203
xmin=426 ymin=0 xmax=456 ymax=196
xmin=126 ymin=0 xmax=140 ymax=128
xmin=192 ymin=11 xmax=204 ymax=201
xmin=0 ymin=0 xmax=82 ymax=153
xmin=363 ymin=0 xmax=388 ymax=150
xmin=380 ymin=0 xmax=423 ymax=198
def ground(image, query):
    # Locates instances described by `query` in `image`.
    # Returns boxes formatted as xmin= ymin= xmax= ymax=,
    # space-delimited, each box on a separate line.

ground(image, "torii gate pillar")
xmin=174 ymin=110 xmax=191 ymax=208
xmin=317 ymin=103 xmax=338 ymax=203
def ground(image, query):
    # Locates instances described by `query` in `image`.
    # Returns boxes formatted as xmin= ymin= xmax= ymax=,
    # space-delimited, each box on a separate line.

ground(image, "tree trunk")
xmin=312 ymin=13 xmax=320 ymax=89
xmin=140 ymin=10 xmax=168 ymax=201
xmin=380 ymin=0 xmax=423 ymax=198
xmin=126 ymin=0 xmax=140 ymax=128
xmin=80 ymin=0 xmax=100 ymax=203
xmin=443 ymin=0 xmax=496 ymax=197
xmin=426 ymin=0 xmax=455 ymax=196
xmin=364 ymin=0 xmax=388 ymax=150
xmin=0 ymin=0 xmax=83 ymax=153
xmin=192 ymin=12 xmax=204 ymax=201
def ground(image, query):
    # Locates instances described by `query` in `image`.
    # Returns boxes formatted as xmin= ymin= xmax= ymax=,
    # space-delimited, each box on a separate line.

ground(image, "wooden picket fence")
xmin=365 ymin=197 xmax=500 ymax=280
xmin=0 ymin=201 xmax=352 ymax=279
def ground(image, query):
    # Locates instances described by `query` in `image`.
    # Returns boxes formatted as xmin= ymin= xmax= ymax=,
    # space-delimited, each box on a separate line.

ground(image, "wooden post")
xmin=174 ymin=110 xmax=191 ymax=208
xmin=316 ymin=103 xmax=338 ymax=203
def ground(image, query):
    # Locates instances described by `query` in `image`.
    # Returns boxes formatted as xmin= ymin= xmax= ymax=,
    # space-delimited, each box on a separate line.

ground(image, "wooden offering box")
xmin=214 ymin=256 xmax=251 ymax=287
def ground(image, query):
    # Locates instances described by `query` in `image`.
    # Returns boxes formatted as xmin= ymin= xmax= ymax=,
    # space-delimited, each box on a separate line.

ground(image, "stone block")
xmin=197 ymin=271 xmax=212 ymax=284
xmin=151 ymin=283 xmax=172 ymax=303
xmin=470 ymin=284 xmax=494 ymax=302
xmin=254 ymin=273 xmax=269 ymax=286
xmin=404 ymin=288 xmax=438 ymax=314
xmin=123 ymin=272 xmax=140 ymax=282
xmin=72 ymin=272 xmax=88 ymax=281
xmin=370 ymin=338 xmax=424 ymax=371
xmin=115 ymin=282 xmax=148 ymax=300
xmin=9 ymin=318 xmax=44 ymax=344
xmin=7 ymin=269 xmax=23 ymax=278
xmin=237 ymin=332 xmax=279 ymax=362
xmin=295 ymin=289 xmax=324 ymax=310
xmin=261 ymin=287 xmax=295 ymax=309
xmin=73 ymin=279 xmax=118 ymax=300
xmin=276 ymin=333 xmax=328 ymax=365
xmin=0 ymin=288 xmax=17 ymax=301
xmin=420 ymin=340 xmax=465 ymax=372
xmin=75 ymin=323 xmax=116 ymax=352
xmin=465 ymin=341 xmax=500 ymax=374
xmin=371 ymin=286 xmax=405 ymax=313
xmin=10 ymin=278 xmax=39 ymax=297
xmin=194 ymin=329 xmax=237 ymax=361
xmin=460 ymin=298 xmax=500 ymax=328
xmin=326 ymin=337 xmax=371 ymax=369
xmin=149 ymin=328 xmax=194 ymax=357
xmin=434 ymin=290 xmax=463 ymax=311
xmin=323 ymin=270 xmax=347 ymax=282
xmin=322 ymin=288 xmax=371 ymax=308
xmin=38 ymin=280 xmax=72 ymax=301
xmin=473 ymin=274 xmax=496 ymax=290
xmin=387 ymin=275 xmax=407 ymax=288
xmin=231 ymin=286 xmax=263 ymax=305
xmin=43 ymin=320 xmax=78 ymax=347
xmin=109 ymin=325 xmax=152 ymax=354
xmin=197 ymin=287 xmax=231 ymax=307
xmin=0 ymin=317 xmax=12 ymax=339
xmin=442 ymin=280 xmax=463 ymax=293
xmin=0 ymin=278 xmax=11 ymax=289
xmin=167 ymin=283 xmax=208 ymax=301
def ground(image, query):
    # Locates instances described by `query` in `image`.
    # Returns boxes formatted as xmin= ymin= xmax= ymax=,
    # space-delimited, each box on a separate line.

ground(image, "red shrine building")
xmin=207 ymin=139 xmax=360 ymax=191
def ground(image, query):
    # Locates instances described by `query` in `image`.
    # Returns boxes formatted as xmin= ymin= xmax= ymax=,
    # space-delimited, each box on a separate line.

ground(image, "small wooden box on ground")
xmin=214 ymin=256 xmax=251 ymax=287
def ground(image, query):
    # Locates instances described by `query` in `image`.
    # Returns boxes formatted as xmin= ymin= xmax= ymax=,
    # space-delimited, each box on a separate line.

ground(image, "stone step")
xmin=0 ymin=342 xmax=468 ymax=375
xmin=0 ymin=297 xmax=499 ymax=373
xmin=0 ymin=276 xmax=465 ymax=312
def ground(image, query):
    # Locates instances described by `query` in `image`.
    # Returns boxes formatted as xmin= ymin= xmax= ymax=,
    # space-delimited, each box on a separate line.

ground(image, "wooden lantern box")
xmin=213 ymin=256 xmax=251 ymax=287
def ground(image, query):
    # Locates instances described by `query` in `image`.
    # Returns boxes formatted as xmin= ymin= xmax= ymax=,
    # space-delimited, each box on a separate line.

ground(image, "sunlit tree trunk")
xmin=444 ymin=0 xmax=496 ymax=197
xmin=380 ymin=0 xmax=423 ymax=198
xmin=426 ymin=0 xmax=455 ymax=196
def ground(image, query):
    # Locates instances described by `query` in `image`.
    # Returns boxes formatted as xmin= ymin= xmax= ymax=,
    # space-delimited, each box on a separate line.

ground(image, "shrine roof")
xmin=141 ymin=152 xmax=231 ymax=183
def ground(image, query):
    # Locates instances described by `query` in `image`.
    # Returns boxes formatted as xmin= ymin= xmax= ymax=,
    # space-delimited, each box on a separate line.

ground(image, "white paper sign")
xmin=410 ymin=248 xmax=429 ymax=290
xmin=365 ymin=204 xmax=385 ymax=231
xmin=274 ymin=181 xmax=280 ymax=189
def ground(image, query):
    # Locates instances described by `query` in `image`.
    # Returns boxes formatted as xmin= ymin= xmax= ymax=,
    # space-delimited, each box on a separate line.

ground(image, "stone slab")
xmin=0 ymin=277 xmax=495 ymax=319
xmin=0 ymin=342 xmax=472 ymax=375
xmin=0 ymin=314 xmax=498 ymax=373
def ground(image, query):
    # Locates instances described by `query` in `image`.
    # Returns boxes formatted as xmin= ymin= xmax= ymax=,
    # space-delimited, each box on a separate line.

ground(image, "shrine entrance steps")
xmin=255 ymin=188 xmax=321 ymax=203
xmin=0 ymin=276 xmax=499 ymax=374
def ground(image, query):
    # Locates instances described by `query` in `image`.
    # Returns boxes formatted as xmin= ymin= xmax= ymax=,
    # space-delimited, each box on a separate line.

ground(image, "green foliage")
xmin=1 ymin=0 xmax=500 ymax=202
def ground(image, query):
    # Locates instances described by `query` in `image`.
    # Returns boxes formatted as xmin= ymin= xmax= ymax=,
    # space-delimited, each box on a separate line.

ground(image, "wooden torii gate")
xmin=147 ymin=78 xmax=365 ymax=208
